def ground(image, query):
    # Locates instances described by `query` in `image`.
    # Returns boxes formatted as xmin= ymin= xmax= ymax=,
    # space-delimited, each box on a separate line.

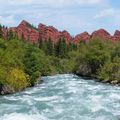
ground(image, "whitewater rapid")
xmin=0 ymin=74 xmax=120 ymax=120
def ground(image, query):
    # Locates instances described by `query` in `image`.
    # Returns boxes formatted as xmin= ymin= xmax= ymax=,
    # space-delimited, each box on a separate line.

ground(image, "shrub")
xmin=6 ymin=68 xmax=29 ymax=91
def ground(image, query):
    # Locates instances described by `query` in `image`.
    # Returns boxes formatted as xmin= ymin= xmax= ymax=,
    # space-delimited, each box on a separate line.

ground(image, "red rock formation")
xmin=38 ymin=24 xmax=72 ymax=43
xmin=11 ymin=20 xmax=39 ymax=43
xmin=6 ymin=20 xmax=120 ymax=44
xmin=38 ymin=24 xmax=60 ymax=43
xmin=74 ymin=32 xmax=91 ymax=44
xmin=91 ymin=29 xmax=111 ymax=41
xmin=113 ymin=30 xmax=120 ymax=41
xmin=59 ymin=30 xmax=73 ymax=43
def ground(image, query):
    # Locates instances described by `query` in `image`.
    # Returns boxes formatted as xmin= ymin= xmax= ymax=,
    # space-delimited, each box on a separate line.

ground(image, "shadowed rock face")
xmin=113 ymin=30 xmax=120 ymax=41
xmin=5 ymin=20 xmax=120 ymax=44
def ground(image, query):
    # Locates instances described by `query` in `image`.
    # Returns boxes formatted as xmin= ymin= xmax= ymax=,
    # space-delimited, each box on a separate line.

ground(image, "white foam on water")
xmin=34 ymin=96 xmax=59 ymax=102
xmin=0 ymin=113 xmax=48 ymax=120
xmin=2 ymin=96 xmax=18 ymax=101
xmin=23 ymin=87 xmax=41 ymax=95
xmin=109 ymin=93 xmax=120 ymax=100
xmin=67 ymin=86 xmax=78 ymax=94
xmin=89 ymin=95 xmax=104 ymax=112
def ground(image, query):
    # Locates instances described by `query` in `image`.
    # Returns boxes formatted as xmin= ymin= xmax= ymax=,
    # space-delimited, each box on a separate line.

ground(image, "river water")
xmin=0 ymin=74 xmax=120 ymax=120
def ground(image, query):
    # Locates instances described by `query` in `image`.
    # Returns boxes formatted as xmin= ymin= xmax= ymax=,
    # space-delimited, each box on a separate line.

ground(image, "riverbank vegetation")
xmin=74 ymin=39 xmax=120 ymax=85
xmin=0 ymin=34 xmax=77 ymax=94
xmin=0 ymin=27 xmax=120 ymax=94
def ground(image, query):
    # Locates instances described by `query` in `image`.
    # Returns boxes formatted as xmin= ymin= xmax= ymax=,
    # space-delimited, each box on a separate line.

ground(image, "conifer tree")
xmin=61 ymin=38 xmax=67 ymax=58
xmin=46 ymin=37 xmax=53 ymax=56
xmin=54 ymin=38 xmax=61 ymax=57
xmin=38 ymin=36 xmax=43 ymax=49
xmin=8 ymin=29 xmax=14 ymax=40
xmin=55 ymin=38 xmax=67 ymax=58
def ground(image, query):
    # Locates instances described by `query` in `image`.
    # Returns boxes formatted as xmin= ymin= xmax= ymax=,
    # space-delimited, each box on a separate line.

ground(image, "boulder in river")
xmin=0 ymin=84 xmax=15 ymax=95
xmin=76 ymin=64 xmax=92 ymax=77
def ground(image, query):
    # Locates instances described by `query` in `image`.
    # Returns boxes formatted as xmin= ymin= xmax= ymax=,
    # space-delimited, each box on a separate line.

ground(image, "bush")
xmin=6 ymin=68 xmax=29 ymax=91
xmin=98 ymin=57 xmax=120 ymax=84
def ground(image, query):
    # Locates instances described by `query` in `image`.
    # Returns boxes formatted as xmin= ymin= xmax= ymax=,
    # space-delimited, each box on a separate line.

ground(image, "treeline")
xmin=38 ymin=37 xmax=77 ymax=58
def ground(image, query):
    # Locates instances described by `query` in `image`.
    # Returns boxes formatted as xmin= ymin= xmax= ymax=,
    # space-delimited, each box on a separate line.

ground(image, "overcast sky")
xmin=0 ymin=0 xmax=120 ymax=35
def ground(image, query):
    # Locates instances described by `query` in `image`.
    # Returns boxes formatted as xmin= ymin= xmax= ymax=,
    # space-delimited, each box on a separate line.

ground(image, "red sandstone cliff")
xmin=38 ymin=24 xmax=72 ymax=43
xmin=11 ymin=20 xmax=39 ymax=43
xmin=4 ymin=20 xmax=120 ymax=44
xmin=91 ymin=29 xmax=112 ymax=41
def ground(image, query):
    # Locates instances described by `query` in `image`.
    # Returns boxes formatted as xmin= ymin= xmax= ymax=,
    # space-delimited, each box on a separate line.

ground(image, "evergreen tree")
xmin=8 ymin=29 xmax=14 ymax=40
xmin=41 ymin=39 xmax=47 ymax=53
xmin=68 ymin=42 xmax=73 ymax=51
xmin=38 ymin=36 xmax=43 ymax=49
xmin=61 ymin=38 xmax=67 ymax=57
xmin=54 ymin=38 xmax=61 ymax=57
xmin=55 ymin=38 xmax=67 ymax=58
xmin=46 ymin=37 xmax=54 ymax=56
xmin=72 ymin=43 xmax=77 ymax=51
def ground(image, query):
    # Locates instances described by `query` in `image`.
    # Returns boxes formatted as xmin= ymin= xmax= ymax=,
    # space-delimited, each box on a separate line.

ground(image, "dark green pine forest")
xmin=0 ymin=24 xmax=120 ymax=94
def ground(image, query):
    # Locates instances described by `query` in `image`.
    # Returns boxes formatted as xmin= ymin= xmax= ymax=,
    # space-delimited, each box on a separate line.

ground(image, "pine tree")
xmin=55 ymin=38 xmax=67 ymax=58
xmin=61 ymin=38 xmax=67 ymax=58
xmin=55 ymin=38 xmax=61 ymax=57
xmin=46 ymin=37 xmax=53 ymax=56
xmin=38 ymin=36 xmax=43 ymax=49
xmin=8 ymin=29 xmax=14 ymax=40
xmin=72 ymin=44 xmax=77 ymax=50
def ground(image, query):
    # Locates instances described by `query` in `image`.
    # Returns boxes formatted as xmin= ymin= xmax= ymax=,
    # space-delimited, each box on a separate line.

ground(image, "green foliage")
xmin=0 ymin=38 xmax=53 ymax=91
xmin=55 ymin=38 xmax=68 ymax=58
xmin=75 ymin=39 xmax=112 ymax=76
xmin=73 ymin=38 xmax=120 ymax=84
xmin=98 ymin=57 xmax=120 ymax=83
xmin=8 ymin=30 xmax=14 ymax=40
xmin=45 ymin=37 xmax=54 ymax=55
xmin=23 ymin=45 xmax=52 ymax=86
xmin=6 ymin=68 xmax=29 ymax=91
xmin=38 ymin=37 xmax=43 ymax=49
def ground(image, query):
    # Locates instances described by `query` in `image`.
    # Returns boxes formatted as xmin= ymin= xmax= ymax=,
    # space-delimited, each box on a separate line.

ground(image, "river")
xmin=0 ymin=74 xmax=120 ymax=120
